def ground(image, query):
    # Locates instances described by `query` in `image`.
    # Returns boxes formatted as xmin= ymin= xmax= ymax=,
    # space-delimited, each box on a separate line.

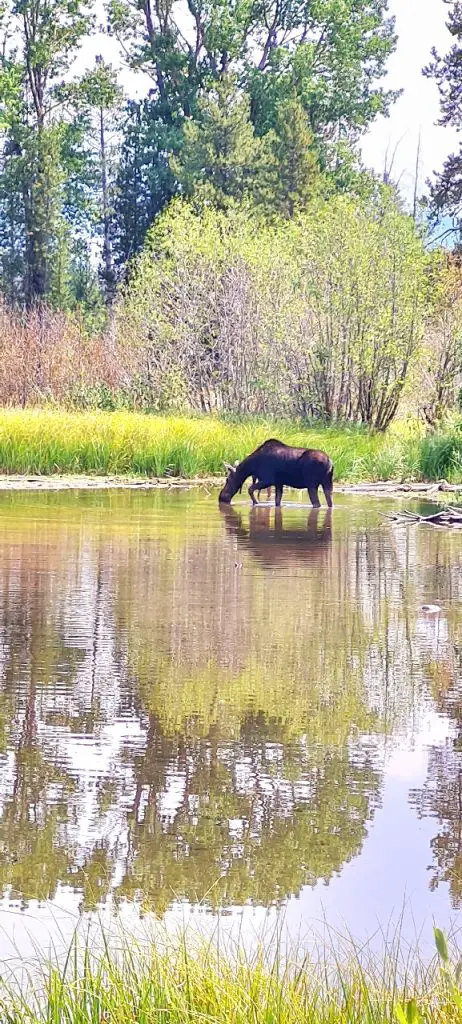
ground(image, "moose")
xmin=219 ymin=438 xmax=333 ymax=508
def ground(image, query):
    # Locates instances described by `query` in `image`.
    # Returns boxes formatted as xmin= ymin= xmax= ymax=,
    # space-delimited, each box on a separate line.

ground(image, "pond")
xmin=0 ymin=488 xmax=461 ymax=961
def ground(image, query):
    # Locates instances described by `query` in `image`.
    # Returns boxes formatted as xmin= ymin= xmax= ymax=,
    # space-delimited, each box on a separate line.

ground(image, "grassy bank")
xmin=0 ymin=408 xmax=460 ymax=482
xmin=0 ymin=928 xmax=460 ymax=1023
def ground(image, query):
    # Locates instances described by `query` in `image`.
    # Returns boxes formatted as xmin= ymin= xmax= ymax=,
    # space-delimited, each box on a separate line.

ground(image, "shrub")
xmin=0 ymin=301 xmax=125 ymax=407
xmin=115 ymin=193 xmax=428 ymax=427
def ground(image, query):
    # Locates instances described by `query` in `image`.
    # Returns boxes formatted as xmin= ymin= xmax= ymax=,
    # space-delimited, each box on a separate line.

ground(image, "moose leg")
xmin=252 ymin=477 xmax=272 ymax=502
xmin=250 ymin=478 xmax=272 ymax=505
xmin=322 ymin=482 xmax=333 ymax=508
xmin=256 ymin=483 xmax=272 ymax=501
xmin=247 ymin=479 xmax=266 ymax=503
xmin=275 ymin=484 xmax=283 ymax=507
xmin=308 ymin=486 xmax=321 ymax=508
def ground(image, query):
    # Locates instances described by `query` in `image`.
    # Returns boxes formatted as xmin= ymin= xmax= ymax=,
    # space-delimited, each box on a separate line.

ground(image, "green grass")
xmin=0 ymin=407 xmax=457 ymax=482
xmin=0 ymin=926 xmax=460 ymax=1023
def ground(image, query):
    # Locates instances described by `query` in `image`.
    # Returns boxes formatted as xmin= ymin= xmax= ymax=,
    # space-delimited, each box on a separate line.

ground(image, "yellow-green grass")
xmin=0 ymin=926 xmax=460 ymax=1023
xmin=0 ymin=407 xmax=459 ymax=482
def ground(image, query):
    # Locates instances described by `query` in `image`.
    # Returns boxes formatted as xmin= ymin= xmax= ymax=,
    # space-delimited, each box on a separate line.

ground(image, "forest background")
xmin=2 ymin=0 xmax=462 ymax=451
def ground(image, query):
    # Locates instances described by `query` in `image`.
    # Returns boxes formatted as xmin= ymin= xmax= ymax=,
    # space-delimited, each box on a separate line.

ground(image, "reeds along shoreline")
xmin=0 ymin=926 xmax=461 ymax=1023
xmin=0 ymin=409 xmax=459 ymax=483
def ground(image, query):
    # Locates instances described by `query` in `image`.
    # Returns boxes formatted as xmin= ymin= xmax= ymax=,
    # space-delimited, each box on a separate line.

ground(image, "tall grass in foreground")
xmin=0 ymin=927 xmax=461 ymax=1023
xmin=0 ymin=407 xmax=460 ymax=482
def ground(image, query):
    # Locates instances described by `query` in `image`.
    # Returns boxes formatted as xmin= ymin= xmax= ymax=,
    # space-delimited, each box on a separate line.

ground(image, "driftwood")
xmin=341 ymin=479 xmax=462 ymax=496
xmin=382 ymin=506 xmax=462 ymax=528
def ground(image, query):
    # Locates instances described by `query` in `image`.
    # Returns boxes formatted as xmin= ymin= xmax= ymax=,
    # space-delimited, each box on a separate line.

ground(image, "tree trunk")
xmin=24 ymin=122 xmax=50 ymax=307
xmin=100 ymin=104 xmax=115 ymax=301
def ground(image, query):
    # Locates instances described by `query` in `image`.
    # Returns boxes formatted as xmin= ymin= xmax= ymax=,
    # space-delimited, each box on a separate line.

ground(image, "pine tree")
xmin=80 ymin=58 xmax=123 ymax=301
xmin=171 ymin=76 xmax=276 ymax=209
xmin=114 ymin=100 xmax=178 ymax=267
xmin=271 ymin=94 xmax=321 ymax=216
xmin=0 ymin=0 xmax=93 ymax=305
xmin=424 ymin=1 xmax=462 ymax=224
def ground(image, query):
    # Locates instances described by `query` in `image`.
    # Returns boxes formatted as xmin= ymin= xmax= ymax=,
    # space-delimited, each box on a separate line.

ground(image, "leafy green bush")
xmin=116 ymin=193 xmax=428 ymax=428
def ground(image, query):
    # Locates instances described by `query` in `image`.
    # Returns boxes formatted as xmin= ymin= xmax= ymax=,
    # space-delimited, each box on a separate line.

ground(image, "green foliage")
xmin=107 ymin=0 xmax=397 ymax=139
xmin=118 ymin=194 xmax=427 ymax=426
xmin=106 ymin=0 xmax=397 ymax=251
xmin=424 ymin=3 xmax=462 ymax=224
xmin=0 ymin=0 xmax=95 ymax=306
xmin=113 ymin=99 xmax=179 ymax=265
xmin=269 ymin=92 xmax=322 ymax=216
xmin=0 ymin=408 xmax=454 ymax=482
xmin=417 ymin=261 xmax=462 ymax=426
xmin=78 ymin=58 xmax=124 ymax=299
xmin=394 ymin=928 xmax=462 ymax=1021
xmin=395 ymin=998 xmax=424 ymax=1024
xmin=0 ymin=409 xmax=382 ymax=476
xmin=416 ymin=422 xmax=462 ymax=482
xmin=171 ymin=75 xmax=277 ymax=210
xmin=435 ymin=928 xmax=449 ymax=963
xmin=80 ymin=58 xmax=121 ymax=110
xmin=0 ymin=0 xmax=400 ymax=298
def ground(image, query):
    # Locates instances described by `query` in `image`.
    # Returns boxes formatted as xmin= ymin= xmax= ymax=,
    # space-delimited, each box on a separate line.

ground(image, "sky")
xmin=84 ymin=0 xmax=459 ymax=205
xmin=360 ymin=0 xmax=459 ymax=200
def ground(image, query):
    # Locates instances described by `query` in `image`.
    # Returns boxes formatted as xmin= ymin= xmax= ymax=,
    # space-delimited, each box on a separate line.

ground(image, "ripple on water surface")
xmin=0 ymin=488 xmax=459 ymax=958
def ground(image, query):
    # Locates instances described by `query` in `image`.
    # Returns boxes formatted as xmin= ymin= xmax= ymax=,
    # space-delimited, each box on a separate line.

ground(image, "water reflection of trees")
xmin=0 ymin=494 xmax=460 ymax=911
xmin=411 ymin=742 xmax=462 ymax=906
xmin=410 ymin=602 xmax=462 ymax=907
xmin=112 ymin=716 xmax=380 ymax=915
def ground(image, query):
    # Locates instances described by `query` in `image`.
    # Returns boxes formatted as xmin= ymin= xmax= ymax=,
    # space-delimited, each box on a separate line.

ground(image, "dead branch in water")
xmin=382 ymin=506 xmax=462 ymax=527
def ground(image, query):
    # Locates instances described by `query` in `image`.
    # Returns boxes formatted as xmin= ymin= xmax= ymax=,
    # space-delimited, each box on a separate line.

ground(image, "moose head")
xmin=218 ymin=460 xmax=240 ymax=504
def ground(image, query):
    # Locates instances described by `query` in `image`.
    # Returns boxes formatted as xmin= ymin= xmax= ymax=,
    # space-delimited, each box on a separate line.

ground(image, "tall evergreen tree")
xmin=270 ymin=93 xmax=321 ymax=216
xmin=0 ymin=0 xmax=93 ymax=306
xmin=80 ymin=58 xmax=123 ymax=300
xmin=109 ymin=0 xmax=397 ymax=251
xmin=171 ymin=76 xmax=278 ymax=209
xmin=113 ymin=100 xmax=178 ymax=267
xmin=424 ymin=2 xmax=462 ymax=225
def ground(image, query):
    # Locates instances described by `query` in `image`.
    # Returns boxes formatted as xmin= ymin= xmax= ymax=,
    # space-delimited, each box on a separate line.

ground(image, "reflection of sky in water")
xmin=0 ymin=490 xmax=461 ymax=963
xmin=0 ymin=723 xmax=455 ymax=966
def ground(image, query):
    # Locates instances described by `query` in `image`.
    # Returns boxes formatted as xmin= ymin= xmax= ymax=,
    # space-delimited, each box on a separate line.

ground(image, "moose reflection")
xmin=220 ymin=504 xmax=333 ymax=569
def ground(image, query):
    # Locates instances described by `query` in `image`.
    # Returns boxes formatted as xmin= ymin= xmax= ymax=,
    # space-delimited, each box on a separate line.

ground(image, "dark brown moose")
xmin=218 ymin=438 xmax=333 ymax=508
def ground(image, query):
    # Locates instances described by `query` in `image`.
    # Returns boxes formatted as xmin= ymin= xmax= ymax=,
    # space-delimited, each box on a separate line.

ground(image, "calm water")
xmin=0 ymin=488 xmax=462 ymax=959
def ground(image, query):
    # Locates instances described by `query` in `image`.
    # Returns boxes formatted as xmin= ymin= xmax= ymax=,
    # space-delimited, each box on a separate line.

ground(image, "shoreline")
xmin=0 ymin=473 xmax=459 ymax=499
